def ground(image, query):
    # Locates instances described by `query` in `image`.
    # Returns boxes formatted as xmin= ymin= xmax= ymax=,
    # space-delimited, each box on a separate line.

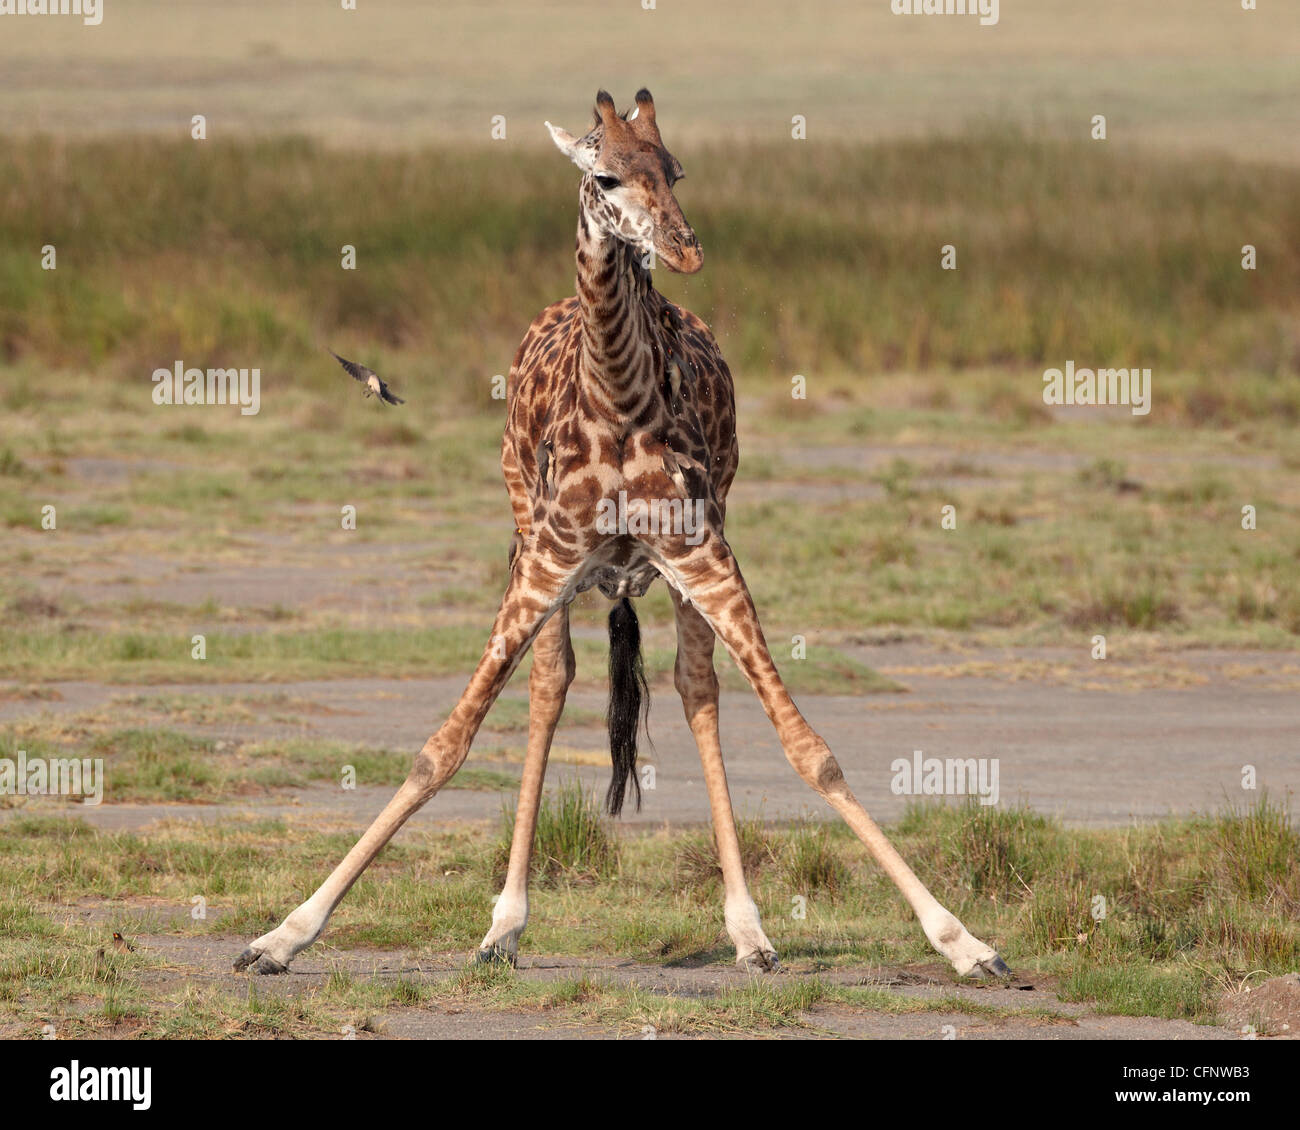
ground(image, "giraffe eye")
xmin=594 ymin=174 xmax=620 ymax=191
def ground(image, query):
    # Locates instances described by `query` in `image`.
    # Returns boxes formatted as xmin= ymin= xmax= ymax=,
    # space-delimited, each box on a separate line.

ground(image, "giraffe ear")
xmin=545 ymin=121 xmax=596 ymax=172
xmin=634 ymin=89 xmax=656 ymax=126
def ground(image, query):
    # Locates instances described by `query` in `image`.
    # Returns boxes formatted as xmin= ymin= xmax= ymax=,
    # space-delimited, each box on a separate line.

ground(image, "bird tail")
xmin=605 ymin=597 xmax=648 ymax=817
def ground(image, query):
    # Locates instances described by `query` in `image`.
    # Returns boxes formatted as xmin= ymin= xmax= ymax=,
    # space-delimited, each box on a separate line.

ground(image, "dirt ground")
xmin=28 ymin=902 xmax=1246 ymax=1041
xmin=5 ymin=643 xmax=1297 ymax=832
xmin=1217 ymin=975 xmax=1300 ymax=1040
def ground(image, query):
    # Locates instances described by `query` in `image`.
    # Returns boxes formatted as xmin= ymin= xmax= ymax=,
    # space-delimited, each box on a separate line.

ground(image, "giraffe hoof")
xmin=233 ymin=947 xmax=288 ymax=975
xmin=739 ymin=949 xmax=781 ymax=974
xmin=474 ymin=945 xmax=518 ymax=969
xmin=967 ymin=954 xmax=1012 ymax=980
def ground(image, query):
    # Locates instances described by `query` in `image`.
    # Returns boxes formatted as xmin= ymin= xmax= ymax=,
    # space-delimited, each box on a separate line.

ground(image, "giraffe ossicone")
xmin=234 ymin=89 xmax=1011 ymax=983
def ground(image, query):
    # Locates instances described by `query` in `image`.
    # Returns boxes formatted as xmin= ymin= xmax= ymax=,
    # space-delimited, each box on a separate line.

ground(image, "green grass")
xmin=0 ymin=725 xmax=520 ymax=804
xmin=675 ymin=815 xmax=773 ymax=889
xmin=1206 ymin=791 xmax=1299 ymax=902
xmin=780 ymin=819 xmax=851 ymax=899
xmin=87 ymin=727 xmax=221 ymax=802
xmin=2 ymin=796 xmax=1294 ymax=1035
xmin=0 ymin=618 xmax=905 ymax=690
xmin=0 ymin=625 xmax=493 ymax=683
xmin=495 ymin=781 xmax=617 ymax=884
xmin=2 ymin=133 xmax=1298 ymax=387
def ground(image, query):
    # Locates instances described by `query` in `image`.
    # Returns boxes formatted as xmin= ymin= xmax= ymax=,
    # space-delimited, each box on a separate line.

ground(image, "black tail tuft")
xmin=605 ymin=597 xmax=649 ymax=817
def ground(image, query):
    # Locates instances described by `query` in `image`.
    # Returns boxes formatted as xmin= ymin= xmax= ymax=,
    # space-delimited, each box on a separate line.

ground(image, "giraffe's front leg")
xmin=655 ymin=534 xmax=1010 ymax=980
xmin=475 ymin=607 xmax=575 ymax=966
xmin=234 ymin=542 xmax=582 ymax=974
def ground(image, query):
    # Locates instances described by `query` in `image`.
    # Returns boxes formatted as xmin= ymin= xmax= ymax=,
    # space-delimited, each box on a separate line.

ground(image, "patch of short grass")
xmin=2 ymin=797 xmax=1297 ymax=1033
xmin=495 ymin=781 xmax=617 ymax=885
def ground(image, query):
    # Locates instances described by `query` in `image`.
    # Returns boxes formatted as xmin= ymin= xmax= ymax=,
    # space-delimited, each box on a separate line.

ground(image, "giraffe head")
xmin=546 ymin=89 xmax=703 ymax=274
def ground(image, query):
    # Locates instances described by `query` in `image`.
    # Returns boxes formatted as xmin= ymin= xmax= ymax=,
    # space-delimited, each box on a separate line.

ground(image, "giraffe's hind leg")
xmin=234 ymin=543 xmax=581 ymax=974
xmin=475 ymin=606 xmax=575 ymax=966
xmin=659 ymin=538 xmax=1010 ymax=979
xmin=670 ymin=588 xmax=779 ymax=972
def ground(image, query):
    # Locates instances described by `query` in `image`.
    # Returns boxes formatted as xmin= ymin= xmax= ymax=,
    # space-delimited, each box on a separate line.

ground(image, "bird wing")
xmin=379 ymin=384 xmax=405 ymax=405
xmin=329 ymin=350 xmax=374 ymax=384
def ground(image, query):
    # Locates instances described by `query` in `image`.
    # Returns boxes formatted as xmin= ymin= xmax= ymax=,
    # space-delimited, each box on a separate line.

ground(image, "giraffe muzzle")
xmin=660 ymin=229 xmax=703 ymax=274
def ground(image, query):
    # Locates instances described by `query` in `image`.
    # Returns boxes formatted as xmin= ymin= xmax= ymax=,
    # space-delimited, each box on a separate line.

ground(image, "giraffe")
xmin=234 ymin=89 xmax=1011 ymax=981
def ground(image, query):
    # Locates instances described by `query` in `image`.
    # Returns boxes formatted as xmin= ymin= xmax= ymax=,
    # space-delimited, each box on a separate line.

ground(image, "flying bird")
xmin=330 ymin=350 xmax=406 ymax=405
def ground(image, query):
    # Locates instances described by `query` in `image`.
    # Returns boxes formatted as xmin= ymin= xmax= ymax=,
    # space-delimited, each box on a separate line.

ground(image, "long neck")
xmin=574 ymin=183 xmax=660 ymax=423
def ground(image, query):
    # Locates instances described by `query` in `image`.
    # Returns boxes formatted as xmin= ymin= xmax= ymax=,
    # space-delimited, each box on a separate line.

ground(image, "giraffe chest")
xmin=504 ymin=293 xmax=736 ymax=590
xmin=531 ymin=418 xmax=677 ymax=527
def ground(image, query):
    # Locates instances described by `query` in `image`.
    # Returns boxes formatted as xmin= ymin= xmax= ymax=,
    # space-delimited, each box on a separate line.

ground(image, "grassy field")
xmin=2 ymin=789 xmax=1296 ymax=1037
xmin=2 ymin=133 xmax=1299 ymax=675
xmin=3 ymin=133 xmax=1299 ymax=384
xmin=3 ymin=368 xmax=1300 ymax=681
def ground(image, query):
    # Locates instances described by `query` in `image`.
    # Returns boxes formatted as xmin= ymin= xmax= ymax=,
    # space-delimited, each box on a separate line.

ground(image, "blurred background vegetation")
xmin=1 ymin=132 xmax=1298 ymax=409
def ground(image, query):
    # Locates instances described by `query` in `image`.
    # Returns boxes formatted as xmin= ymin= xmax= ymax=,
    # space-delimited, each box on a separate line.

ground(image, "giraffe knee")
xmin=406 ymin=735 xmax=466 ymax=801
xmin=791 ymin=739 xmax=845 ymax=797
xmin=532 ymin=638 xmax=575 ymax=694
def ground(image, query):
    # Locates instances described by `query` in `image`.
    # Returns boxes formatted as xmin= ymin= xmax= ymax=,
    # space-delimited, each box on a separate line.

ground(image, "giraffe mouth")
xmin=656 ymin=233 xmax=703 ymax=274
